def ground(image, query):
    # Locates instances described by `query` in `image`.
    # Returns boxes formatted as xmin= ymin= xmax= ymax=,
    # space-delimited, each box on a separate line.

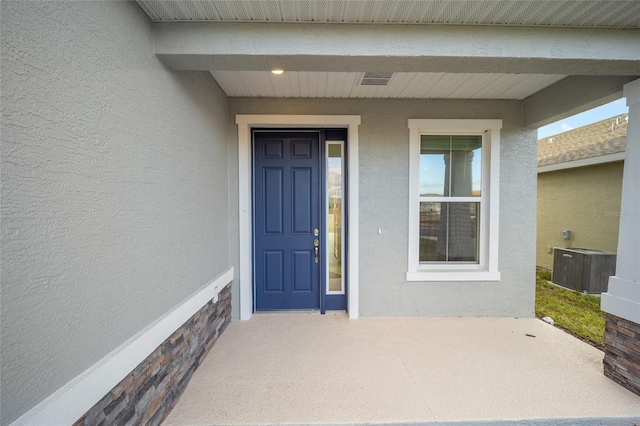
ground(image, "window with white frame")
xmin=407 ymin=119 xmax=502 ymax=282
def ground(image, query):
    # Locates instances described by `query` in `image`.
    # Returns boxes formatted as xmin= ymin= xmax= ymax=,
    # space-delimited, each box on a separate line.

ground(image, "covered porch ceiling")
xmin=136 ymin=0 xmax=640 ymax=125
xmin=208 ymin=71 xmax=567 ymax=100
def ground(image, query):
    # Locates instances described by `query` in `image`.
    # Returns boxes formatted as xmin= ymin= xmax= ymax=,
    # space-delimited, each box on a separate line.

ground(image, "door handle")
xmin=314 ymin=238 xmax=319 ymax=263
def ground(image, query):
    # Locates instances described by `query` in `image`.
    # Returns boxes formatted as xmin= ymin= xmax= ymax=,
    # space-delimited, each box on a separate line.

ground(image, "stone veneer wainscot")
xmin=603 ymin=313 xmax=640 ymax=396
xmin=74 ymin=283 xmax=232 ymax=426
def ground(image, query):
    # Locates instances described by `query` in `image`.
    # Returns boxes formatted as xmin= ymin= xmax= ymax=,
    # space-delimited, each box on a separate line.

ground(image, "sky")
xmin=537 ymin=98 xmax=628 ymax=139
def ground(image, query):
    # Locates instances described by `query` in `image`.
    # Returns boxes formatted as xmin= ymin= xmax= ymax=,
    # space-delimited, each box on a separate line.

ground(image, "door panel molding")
xmin=236 ymin=115 xmax=360 ymax=319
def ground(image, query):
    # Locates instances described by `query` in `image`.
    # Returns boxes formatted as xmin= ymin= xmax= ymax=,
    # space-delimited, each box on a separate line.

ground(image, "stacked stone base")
xmin=603 ymin=313 xmax=640 ymax=396
xmin=74 ymin=283 xmax=232 ymax=426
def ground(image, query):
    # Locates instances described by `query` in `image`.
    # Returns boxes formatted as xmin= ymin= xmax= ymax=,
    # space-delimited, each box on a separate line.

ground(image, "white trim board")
xmin=538 ymin=152 xmax=625 ymax=174
xmin=602 ymin=276 xmax=640 ymax=324
xmin=235 ymin=115 xmax=361 ymax=320
xmin=11 ymin=267 xmax=234 ymax=426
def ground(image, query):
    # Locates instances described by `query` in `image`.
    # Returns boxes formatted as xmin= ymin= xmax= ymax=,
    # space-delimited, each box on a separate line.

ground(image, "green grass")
xmin=535 ymin=270 xmax=606 ymax=349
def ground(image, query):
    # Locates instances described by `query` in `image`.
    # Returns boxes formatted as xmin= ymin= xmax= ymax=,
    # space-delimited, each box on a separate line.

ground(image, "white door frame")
xmin=236 ymin=115 xmax=361 ymax=320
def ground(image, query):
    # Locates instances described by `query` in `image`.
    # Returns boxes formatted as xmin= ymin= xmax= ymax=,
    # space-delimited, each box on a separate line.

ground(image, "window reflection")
xmin=419 ymin=134 xmax=482 ymax=264
xmin=419 ymin=202 xmax=479 ymax=262
xmin=420 ymin=135 xmax=482 ymax=197
xmin=327 ymin=143 xmax=343 ymax=293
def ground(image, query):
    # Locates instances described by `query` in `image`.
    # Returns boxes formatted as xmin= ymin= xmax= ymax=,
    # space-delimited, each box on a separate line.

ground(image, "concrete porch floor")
xmin=163 ymin=314 xmax=640 ymax=425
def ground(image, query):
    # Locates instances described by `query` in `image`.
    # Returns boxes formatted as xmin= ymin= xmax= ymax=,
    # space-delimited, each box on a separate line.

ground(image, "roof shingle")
xmin=537 ymin=114 xmax=627 ymax=167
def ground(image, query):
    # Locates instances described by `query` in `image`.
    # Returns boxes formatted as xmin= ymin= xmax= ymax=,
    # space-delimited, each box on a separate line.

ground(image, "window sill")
xmin=406 ymin=270 xmax=501 ymax=282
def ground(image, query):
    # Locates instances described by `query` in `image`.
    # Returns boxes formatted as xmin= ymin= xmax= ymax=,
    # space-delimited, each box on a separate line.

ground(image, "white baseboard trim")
xmin=11 ymin=267 xmax=234 ymax=426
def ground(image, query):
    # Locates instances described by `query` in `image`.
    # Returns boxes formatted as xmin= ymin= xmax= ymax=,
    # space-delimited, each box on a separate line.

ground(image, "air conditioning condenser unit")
xmin=552 ymin=248 xmax=616 ymax=294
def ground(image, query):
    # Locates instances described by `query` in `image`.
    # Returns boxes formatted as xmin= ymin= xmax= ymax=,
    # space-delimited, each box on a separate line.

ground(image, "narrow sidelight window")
xmin=326 ymin=142 xmax=345 ymax=294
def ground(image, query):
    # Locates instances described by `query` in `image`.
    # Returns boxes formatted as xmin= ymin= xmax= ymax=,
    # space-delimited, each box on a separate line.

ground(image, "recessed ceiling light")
xmin=271 ymin=69 xmax=284 ymax=75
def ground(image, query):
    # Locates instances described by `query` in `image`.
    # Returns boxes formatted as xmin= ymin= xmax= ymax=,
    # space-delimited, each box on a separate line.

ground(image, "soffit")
xmin=211 ymin=71 xmax=566 ymax=100
xmin=136 ymin=0 xmax=640 ymax=28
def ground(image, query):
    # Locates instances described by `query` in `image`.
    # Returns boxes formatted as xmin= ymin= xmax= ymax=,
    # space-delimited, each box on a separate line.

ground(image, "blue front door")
xmin=253 ymin=131 xmax=320 ymax=310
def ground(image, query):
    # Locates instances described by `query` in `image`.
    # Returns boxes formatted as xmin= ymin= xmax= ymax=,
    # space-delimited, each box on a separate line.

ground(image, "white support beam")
xmin=153 ymin=22 xmax=640 ymax=75
xmin=601 ymin=78 xmax=640 ymax=324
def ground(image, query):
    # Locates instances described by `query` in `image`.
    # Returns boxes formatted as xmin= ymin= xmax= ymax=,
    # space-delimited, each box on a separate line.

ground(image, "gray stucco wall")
xmin=229 ymin=98 xmax=536 ymax=319
xmin=1 ymin=2 xmax=230 ymax=424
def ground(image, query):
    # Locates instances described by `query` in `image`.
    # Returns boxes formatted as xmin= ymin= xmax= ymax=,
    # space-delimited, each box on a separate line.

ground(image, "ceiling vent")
xmin=359 ymin=72 xmax=394 ymax=86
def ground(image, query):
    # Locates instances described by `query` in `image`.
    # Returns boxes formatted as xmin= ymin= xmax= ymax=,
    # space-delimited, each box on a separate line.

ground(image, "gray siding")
xmin=229 ymin=98 xmax=536 ymax=318
xmin=0 ymin=2 xmax=230 ymax=424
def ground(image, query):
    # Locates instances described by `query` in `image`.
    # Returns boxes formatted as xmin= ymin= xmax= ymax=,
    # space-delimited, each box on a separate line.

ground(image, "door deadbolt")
xmin=314 ymin=228 xmax=319 ymax=236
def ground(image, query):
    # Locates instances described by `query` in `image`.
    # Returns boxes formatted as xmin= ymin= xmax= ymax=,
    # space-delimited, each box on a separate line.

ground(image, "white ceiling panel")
xmin=423 ymin=74 xmax=474 ymax=98
xmin=448 ymin=74 xmax=503 ymax=98
xmin=137 ymin=0 xmax=640 ymax=28
xmin=496 ymin=74 xmax=564 ymax=99
xmin=210 ymin=71 xmax=566 ymax=99
xmin=469 ymin=74 xmax=529 ymax=99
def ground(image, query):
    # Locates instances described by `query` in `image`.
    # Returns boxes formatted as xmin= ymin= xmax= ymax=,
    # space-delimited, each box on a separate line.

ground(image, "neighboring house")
xmin=2 ymin=1 xmax=640 ymax=425
xmin=537 ymin=114 xmax=627 ymax=270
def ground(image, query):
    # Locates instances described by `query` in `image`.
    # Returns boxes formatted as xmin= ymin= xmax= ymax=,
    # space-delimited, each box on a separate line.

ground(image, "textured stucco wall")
xmin=228 ymin=98 xmax=536 ymax=319
xmin=536 ymin=162 xmax=623 ymax=270
xmin=1 ymin=2 xmax=230 ymax=424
